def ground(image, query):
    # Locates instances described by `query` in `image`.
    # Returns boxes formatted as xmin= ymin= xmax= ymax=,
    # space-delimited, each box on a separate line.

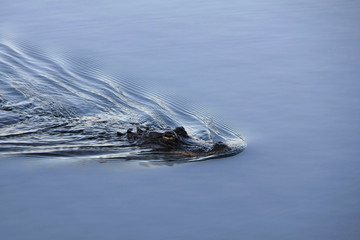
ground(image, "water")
xmin=0 ymin=39 xmax=244 ymax=161
xmin=1 ymin=0 xmax=360 ymax=239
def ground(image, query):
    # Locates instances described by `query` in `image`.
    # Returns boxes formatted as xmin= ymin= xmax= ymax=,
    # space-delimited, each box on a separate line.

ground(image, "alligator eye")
xmin=163 ymin=131 xmax=176 ymax=141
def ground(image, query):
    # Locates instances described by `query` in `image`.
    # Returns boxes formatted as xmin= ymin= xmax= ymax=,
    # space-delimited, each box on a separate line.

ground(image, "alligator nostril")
xmin=211 ymin=142 xmax=231 ymax=153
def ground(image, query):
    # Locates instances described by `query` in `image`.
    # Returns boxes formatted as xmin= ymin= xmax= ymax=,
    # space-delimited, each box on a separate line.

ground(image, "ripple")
xmin=0 ymin=37 xmax=245 ymax=162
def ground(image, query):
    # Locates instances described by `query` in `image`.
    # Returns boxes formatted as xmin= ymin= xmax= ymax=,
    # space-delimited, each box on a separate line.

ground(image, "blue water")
xmin=1 ymin=0 xmax=360 ymax=239
xmin=0 ymin=38 xmax=244 ymax=161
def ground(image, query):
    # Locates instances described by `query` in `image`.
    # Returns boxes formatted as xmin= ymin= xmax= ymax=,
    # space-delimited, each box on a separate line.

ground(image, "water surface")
xmin=0 ymin=38 xmax=244 ymax=161
xmin=1 ymin=0 xmax=360 ymax=239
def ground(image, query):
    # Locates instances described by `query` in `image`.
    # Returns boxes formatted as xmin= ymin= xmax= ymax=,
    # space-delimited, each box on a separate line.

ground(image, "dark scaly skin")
xmin=117 ymin=126 xmax=231 ymax=157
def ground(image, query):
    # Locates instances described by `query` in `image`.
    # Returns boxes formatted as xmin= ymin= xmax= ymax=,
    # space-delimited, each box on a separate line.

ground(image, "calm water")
xmin=1 ymin=0 xmax=360 ymax=239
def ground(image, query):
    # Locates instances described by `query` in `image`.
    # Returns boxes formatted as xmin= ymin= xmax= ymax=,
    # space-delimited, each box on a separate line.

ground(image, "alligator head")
xmin=117 ymin=126 xmax=232 ymax=157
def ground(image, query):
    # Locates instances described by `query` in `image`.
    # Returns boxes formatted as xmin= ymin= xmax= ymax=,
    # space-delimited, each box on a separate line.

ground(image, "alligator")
xmin=117 ymin=126 xmax=232 ymax=157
